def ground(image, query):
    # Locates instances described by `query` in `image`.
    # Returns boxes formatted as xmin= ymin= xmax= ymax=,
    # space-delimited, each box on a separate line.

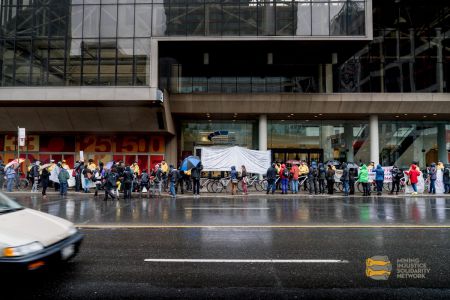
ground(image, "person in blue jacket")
xmin=374 ymin=164 xmax=385 ymax=196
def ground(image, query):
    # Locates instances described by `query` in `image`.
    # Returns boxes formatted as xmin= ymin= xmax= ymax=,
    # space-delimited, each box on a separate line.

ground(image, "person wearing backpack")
xmin=140 ymin=169 xmax=150 ymax=198
xmin=308 ymin=161 xmax=319 ymax=195
xmin=318 ymin=162 xmax=326 ymax=194
xmin=151 ymin=164 xmax=162 ymax=197
xmin=389 ymin=165 xmax=402 ymax=195
xmin=41 ymin=165 xmax=50 ymax=198
xmin=349 ymin=166 xmax=358 ymax=195
xmin=58 ymin=166 xmax=70 ymax=196
xmin=30 ymin=160 xmax=41 ymax=193
xmin=169 ymin=165 xmax=178 ymax=198
xmin=443 ymin=164 xmax=450 ymax=194
xmin=428 ymin=163 xmax=437 ymax=194
xmin=122 ymin=166 xmax=134 ymax=200
xmin=326 ymin=164 xmax=335 ymax=194
xmin=104 ymin=168 xmax=118 ymax=201
xmin=279 ymin=164 xmax=289 ymax=194
xmin=341 ymin=163 xmax=350 ymax=196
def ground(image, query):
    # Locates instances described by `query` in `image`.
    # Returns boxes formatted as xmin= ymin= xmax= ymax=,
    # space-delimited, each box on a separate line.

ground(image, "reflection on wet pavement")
xmin=10 ymin=195 xmax=450 ymax=226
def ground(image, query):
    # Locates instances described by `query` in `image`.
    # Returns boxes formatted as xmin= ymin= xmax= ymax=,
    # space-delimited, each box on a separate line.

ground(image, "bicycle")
xmin=211 ymin=177 xmax=231 ymax=193
xmin=199 ymin=177 xmax=216 ymax=193
xmin=237 ymin=175 xmax=264 ymax=192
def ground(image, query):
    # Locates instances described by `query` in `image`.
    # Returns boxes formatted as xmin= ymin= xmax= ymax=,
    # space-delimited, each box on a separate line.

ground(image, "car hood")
xmin=0 ymin=208 xmax=74 ymax=247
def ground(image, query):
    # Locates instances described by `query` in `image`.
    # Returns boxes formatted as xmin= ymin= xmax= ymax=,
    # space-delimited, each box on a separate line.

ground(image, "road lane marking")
xmin=184 ymin=207 xmax=270 ymax=210
xmin=76 ymin=224 xmax=450 ymax=229
xmin=144 ymin=259 xmax=349 ymax=263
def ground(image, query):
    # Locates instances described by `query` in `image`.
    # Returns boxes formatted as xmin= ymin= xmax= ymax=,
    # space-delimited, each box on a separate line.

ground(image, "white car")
xmin=0 ymin=192 xmax=83 ymax=271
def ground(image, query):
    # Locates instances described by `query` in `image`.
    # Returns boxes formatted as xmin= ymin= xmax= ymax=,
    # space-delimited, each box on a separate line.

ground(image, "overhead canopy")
xmin=201 ymin=146 xmax=271 ymax=174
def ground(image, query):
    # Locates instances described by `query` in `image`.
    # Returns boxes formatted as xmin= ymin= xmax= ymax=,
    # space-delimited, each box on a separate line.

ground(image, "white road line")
xmin=184 ymin=207 xmax=270 ymax=210
xmin=144 ymin=259 xmax=349 ymax=263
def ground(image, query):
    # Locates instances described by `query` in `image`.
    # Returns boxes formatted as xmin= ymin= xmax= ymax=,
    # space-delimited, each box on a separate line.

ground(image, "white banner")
xmin=201 ymin=146 xmax=271 ymax=174
xmin=49 ymin=167 xmax=76 ymax=187
xmin=368 ymin=166 xmax=393 ymax=183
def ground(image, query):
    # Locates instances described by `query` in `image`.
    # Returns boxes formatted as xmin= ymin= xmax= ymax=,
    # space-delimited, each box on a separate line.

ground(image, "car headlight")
xmin=3 ymin=242 xmax=44 ymax=257
xmin=68 ymin=226 xmax=77 ymax=236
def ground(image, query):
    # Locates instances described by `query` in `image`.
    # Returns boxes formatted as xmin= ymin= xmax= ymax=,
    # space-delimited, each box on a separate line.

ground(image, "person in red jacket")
xmin=406 ymin=164 xmax=421 ymax=195
xmin=279 ymin=164 xmax=289 ymax=194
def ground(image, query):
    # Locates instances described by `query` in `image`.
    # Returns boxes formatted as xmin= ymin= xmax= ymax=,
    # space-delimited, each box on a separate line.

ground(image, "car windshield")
xmin=0 ymin=192 xmax=23 ymax=213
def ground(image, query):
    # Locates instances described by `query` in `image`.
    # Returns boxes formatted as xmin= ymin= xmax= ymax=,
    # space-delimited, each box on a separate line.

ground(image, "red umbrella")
xmin=5 ymin=158 xmax=25 ymax=169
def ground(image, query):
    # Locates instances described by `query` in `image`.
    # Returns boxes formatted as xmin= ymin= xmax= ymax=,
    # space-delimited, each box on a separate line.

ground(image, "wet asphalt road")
xmin=3 ymin=194 xmax=450 ymax=299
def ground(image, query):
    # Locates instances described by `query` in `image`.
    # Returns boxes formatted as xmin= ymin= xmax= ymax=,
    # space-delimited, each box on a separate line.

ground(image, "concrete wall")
xmin=170 ymin=93 xmax=450 ymax=116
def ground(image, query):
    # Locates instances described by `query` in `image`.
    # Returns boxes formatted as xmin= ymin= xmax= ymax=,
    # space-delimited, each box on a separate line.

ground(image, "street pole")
xmin=17 ymin=126 xmax=20 ymax=163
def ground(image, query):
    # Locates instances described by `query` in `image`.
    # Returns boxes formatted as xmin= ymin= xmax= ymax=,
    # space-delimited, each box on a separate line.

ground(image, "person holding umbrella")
xmin=180 ymin=156 xmax=202 ymax=196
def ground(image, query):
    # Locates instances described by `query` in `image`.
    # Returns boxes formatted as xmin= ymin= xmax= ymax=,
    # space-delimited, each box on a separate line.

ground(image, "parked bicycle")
xmin=237 ymin=175 xmax=264 ymax=192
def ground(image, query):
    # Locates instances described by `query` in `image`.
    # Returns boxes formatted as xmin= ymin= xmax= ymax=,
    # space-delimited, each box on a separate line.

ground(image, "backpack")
xmin=141 ymin=173 xmax=149 ymax=184
xmin=313 ymin=168 xmax=319 ymax=177
xmin=108 ymin=173 xmax=118 ymax=187
xmin=283 ymin=168 xmax=290 ymax=178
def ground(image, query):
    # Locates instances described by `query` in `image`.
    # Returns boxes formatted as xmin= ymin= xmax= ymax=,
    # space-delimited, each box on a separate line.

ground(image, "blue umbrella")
xmin=180 ymin=156 xmax=201 ymax=171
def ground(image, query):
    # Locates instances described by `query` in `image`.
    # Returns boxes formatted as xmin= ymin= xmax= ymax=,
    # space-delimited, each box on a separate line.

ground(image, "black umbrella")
xmin=346 ymin=162 xmax=359 ymax=169
xmin=325 ymin=160 xmax=340 ymax=166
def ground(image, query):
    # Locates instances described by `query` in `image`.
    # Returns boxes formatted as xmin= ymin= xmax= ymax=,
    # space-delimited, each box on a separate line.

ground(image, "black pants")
xmin=104 ymin=187 xmax=116 ymax=200
xmin=41 ymin=179 xmax=49 ymax=196
xmin=327 ymin=180 xmax=335 ymax=194
xmin=318 ymin=179 xmax=325 ymax=194
xmin=192 ymin=178 xmax=200 ymax=195
xmin=75 ymin=175 xmax=81 ymax=192
xmin=309 ymin=178 xmax=318 ymax=194
xmin=176 ymin=177 xmax=184 ymax=194
xmin=123 ymin=182 xmax=132 ymax=199
xmin=54 ymin=182 xmax=60 ymax=192
xmin=349 ymin=180 xmax=355 ymax=195
xmin=391 ymin=180 xmax=400 ymax=193
xmin=362 ymin=182 xmax=370 ymax=195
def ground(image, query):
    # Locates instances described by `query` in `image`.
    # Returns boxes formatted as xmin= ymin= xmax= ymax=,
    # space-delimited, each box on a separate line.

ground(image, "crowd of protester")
xmin=0 ymin=158 xmax=449 ymax=197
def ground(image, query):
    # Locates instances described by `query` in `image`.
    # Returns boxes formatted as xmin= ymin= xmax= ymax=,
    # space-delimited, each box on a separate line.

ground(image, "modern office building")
xmin=0 ymin=0 xmax=449 ymax=171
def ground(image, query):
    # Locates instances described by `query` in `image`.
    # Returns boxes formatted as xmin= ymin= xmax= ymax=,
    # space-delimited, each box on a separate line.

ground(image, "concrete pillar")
xmin=165 ymin=135 xmax=178 ymax=166
xmin=259 ymin=115 xmax=268 ymax=151
xmin=438 ymin=123 xmax=448 ymax=163
xmin=325 ymin=64 xmax=333 ymax=93
xmin=320 ymin=125 xmax=334 ymax=162
xmin=318 ymin=64 xmax=324 ymax=93
xmin=369 ymin=115 xmax=379 ymax=165
xmin=436 ymin=28 xmax=444 ymax=93
xmin=263 ymin=1 xmax=275 ymax=35
xmin=344 ymin=123 xmax=354 ymax=162
xmin=170 ymin=64 xmax=181 ymax=93
xmin=150 ymin=39 xmax=158 ymax=89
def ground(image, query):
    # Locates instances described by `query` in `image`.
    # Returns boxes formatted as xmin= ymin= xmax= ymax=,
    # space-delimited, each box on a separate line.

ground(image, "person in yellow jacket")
xmin=87 ymin=159 xmax=97 ymax=171
xmin=160 ymin=160 xmax=169 ymax=190
xmin=61 ymin=160 xmax=70 ymax=170
xmin=48 ymin=160 xmax=56 ymax=172
xmin=299 ymin=161 xmax=309 ymax=176
xmin=131 ymin=162 xmax=140 ymax=175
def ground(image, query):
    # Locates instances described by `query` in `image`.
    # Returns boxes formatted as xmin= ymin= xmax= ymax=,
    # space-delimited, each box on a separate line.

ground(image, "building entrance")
xmin=271 ymin=149 xmax=324 ymax=164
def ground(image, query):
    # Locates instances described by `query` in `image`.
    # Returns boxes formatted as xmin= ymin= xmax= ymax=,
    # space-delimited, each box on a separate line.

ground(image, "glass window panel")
xmin=48 ymin=39 xmax=67 ymax=86
xmin=70 ymin=5 xmax=84 ymax=38
xmin=205 ymin=4 xmax=222 ymax=36
xmin=186 ymin=3 xmax=205 ymax=36
xmin=312 ymin=2 xmax=329 ymax=35
xmin=99 ymin=39 xmax=117 ymax=85
xmin=14 ymin=40 xmax=31 ymax=85
xmin=347 ymin=1 xmax=365 ymax=35
xmin=116 ymin=38 xmax=133 ymax=85
xmin=81 ymin=39 xmax=99 ymax=85
xmin=239 ymin=2 xmax=258 ymax=36
xmin=1 ymin=40 xmax=14 ymax=86
xmin=118 ymin=5 xmax=134 ymax=37
xmin=222 ymin=4 xmax=239 ymax=36
xmin=152 ymin=4 xmax=168 ymax=36
xmin=295 ymin=2 xmax=311 ymax=36
xmin=275 ymin=2 xmax=293 ymax=36
xmin=134 ymin=38 xmax=150 ymax=86
xmin=330 ymin=1 xmax=346 ymax=35
xmin=135 ymin=4 xmax=152 ymax=37
xmin=67 ymin=39 xmax=82 ymax=85
xmin=100 ymin=5 xmax=117 ymax=38
xmin=83 ymin=5 xmax=100 ymax=38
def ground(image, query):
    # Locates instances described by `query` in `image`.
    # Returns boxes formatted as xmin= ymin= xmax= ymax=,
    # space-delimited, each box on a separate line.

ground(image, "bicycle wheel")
xmin=357 ymin=182 xmax=363 ymax=193
xmin=209 ymin=180 xmax=220 ymax=193
xmin=383 ymin=182 xmax=391 ymax=192
xmin=335 ymin=182 xmax=343 ymax=192
xmin=260 ymin=180 xmax=268 ymax=191
xmin=237 ymin=180 xmax=243 ymax=192
xmin=19 ymin=179 xmax=29 ymax=190
xmin=255 ymin=180 xmax=264 ymax=192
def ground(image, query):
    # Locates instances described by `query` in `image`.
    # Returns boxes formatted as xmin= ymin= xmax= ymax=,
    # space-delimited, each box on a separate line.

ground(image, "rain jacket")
xmin=230 ymin=166 xmax=238 ymax=180
xmin=58 ymin=168 xmax=70 ymax=184
xmin=308 ymin=162 xmax=318 ymax=179
xmin=131 ymin=163 xmax=140 ymax=175
xmin=299 ymin=164 xmax=309 ymax=176
xmin=318 ymin=163 xmax=326 ymax=180
xmin=374 ymin=164 xmax=384 ymax=181
xmin=191 ymin=164 xmax=203 ymax=179
xmin=6 ymin=167 xmax=15 ymax=179
xmin=341 ymin=163 xmax=349 ymax=181
xmin=357 ymin=165 xmax=369 ymax=183
xmin=290 ymin=165 xmax=300 ymax=180
xmin=266 ymin=165 xmax=277 ymax=180
xmin=407 ymin=165 xmax=420 ymax=184
xmin=279 ymin=164 xmax=289 ymax=179
xmin=444 ymin=166 xmax=450 ymax=185
xmin=428 ymin=163 xmax=437 ymax=180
